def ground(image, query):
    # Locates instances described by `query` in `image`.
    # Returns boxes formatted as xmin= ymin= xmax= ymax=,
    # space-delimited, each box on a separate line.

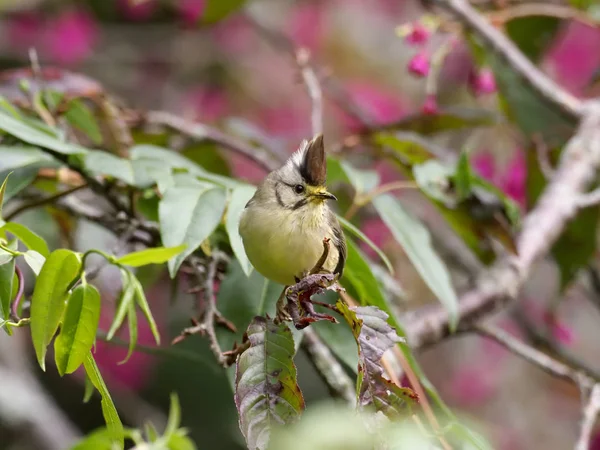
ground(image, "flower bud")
xmin=405 ymin=22 xmax=430 ymax=45
xmin=421 ymin=94 xmax=438 ymax=115
xmin=407 ymin=52 xmax=430 ymax=78
xmin=469 ymin=67 xmax=497 ymax=96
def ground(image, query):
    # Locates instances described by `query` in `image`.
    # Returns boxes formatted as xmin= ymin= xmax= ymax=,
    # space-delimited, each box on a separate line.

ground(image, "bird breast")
xmin=239 ymin=203 xmax=339 ymax=286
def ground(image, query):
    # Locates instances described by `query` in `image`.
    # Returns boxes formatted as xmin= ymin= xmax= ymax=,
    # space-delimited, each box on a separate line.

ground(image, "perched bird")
xmin=239 ymin=134 xmax=346 ymax=287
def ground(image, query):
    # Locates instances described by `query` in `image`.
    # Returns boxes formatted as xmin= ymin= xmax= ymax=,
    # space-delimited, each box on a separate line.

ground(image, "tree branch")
xmin=437 ymin=0 xmax=583 ymax=118
xmin=407 ymin=103 xmax=600 ymax=349
xmin=576 ymin=384 xmax=600 ymax=450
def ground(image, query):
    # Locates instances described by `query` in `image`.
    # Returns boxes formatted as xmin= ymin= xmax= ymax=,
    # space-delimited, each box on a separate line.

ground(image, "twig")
xmin=300 ymin=327 xmax=356 ymax=405
xmin=344 ymin=181 xmax=418 ymax=220
xmin=140 ymin=110 xmax=278 ymax=172
xmin=487 ymin=3 xmax=599 ymax=28
xmin=473 ymin=323 xmax=594 ymax=390
xmin=5 ymin=184 xmax=88 ymax=221
xmin=576 ymin=188 xmax=600 ymax=209
xmin=296 ymin=48 xmax=323 ymax=136
xmin=439 ymin=0 xmax=583 ymax=118
xmin=576 ymin=384 xmax=600 ymax=450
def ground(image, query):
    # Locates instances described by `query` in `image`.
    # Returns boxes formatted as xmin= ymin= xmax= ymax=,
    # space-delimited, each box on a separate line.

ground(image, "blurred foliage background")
xmin=1 ymin=0 xmax=600 ymax=449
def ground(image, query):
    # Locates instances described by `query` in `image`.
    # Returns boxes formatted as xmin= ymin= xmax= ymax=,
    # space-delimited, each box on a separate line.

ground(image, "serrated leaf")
xmin=83 ymin=353 xmax=124 ymax=449
xmin=65 ymin=99 xmax=103 ymax=145
xmin=131 ymin=273 xmax=160 ymax=345
xmin=235 ymin=317 xmax=304 ymax=450
xmin=115 ymin=244 xmax=187 ymax=268
xmin=24 ymin=250 xmax=45 ymax=276
xmin=372 ymin=194 xmax=459 ymax=329
xmin=0 ymin=108 xmax=88 ymax=154
xmin=203 ymin=0 xmax=247 ymax=24
xmin=337 ymin=215 xmax=393 ymax=274
xmin=30 ymin=249 xmax=82 ymax=370
xmin=54 ymin=283 xmax=101 ymax=375
xmin=226 ymin=185 xmax=256 ymax=276
xmin=337 ymin=301 xmax=417 ymax=418
xmin=2 ymin=222 xmax=50 ymax=257
xmin=159 ymin=186 xmax=227 ymax=277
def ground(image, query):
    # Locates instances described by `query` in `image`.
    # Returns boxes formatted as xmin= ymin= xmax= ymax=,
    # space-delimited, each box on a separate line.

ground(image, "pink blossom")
xmin=211 ymin=15 xmax=255 ymax=54
xmin=359 ymin=218 xmax=391 ymax=259
xmin=468 ymin=68 xmax=497 ymax=96
xmin=288 ymin=3 xmax=323 ymax=52
xmin=185 ymin=87 xmax=229 ymax=122
xmin=177 ymin=0 xmax=205 ymax=27
xmin=544 ymin=21 xmax=600 ymax=96
xmin=404 ymin=23 xmax=430 ymax=46
xmin=523 ymin=299 xmax=576 ymax=347
xmin=117 ymin=0 xmax=158 ymax=21
xmin=472 ymin=152 xmax=496 ymax=181
xmin=258 ymin=106 xmax=307 ymax=137
xmin=44 ymin=10 xmax=98 ymax=65
xmin=448 ymin=366 xmax=495 ymax=407
xmin=337 ymin=81 xmax=405 ymax=132
xmin=407 ymin=52 xmax=430 ymax=78
xmin=499 ymin=150 xmax=526 ymax=208
xmin=229 ymin=153 xmax=268 ymax=184
xmin=6 ymin=13 xmax=43 ymax=52
xmin=421 ymin=94 xmax=438 ymax=115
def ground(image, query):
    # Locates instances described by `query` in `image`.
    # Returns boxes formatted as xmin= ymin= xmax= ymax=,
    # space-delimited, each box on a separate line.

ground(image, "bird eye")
xmin=294 ymin=184 xmax=305 ymax=194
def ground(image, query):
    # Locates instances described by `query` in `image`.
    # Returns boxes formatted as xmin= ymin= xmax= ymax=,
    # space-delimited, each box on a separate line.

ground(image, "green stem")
xmin=67 ymin=249 xmax=115 ymax=292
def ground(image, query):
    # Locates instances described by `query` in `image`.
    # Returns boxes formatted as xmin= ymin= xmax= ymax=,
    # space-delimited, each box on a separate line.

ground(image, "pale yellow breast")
xmin=239 ymin=203 xmax=339 ymax=286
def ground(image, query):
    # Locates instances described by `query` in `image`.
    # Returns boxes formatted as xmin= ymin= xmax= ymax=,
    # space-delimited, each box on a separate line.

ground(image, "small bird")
xmin=239 ymin=134 xmax=346 ymax=287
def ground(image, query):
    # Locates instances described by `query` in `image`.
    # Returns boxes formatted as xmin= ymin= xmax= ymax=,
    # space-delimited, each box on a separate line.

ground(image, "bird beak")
xmin=313 ymin=190 xmax=337 ymax=201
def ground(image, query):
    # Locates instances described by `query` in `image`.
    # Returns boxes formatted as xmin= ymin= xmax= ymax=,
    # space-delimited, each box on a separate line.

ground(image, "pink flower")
xmin=211 ymin=15 xmax=255 ymax=54
xmin=472 ymin=152 xmax=496 ymax=182
xmin=337 ymin=81 xmax=405 ymax=132
xmin=185 ymin=87 xmax=229 ymax=122
xmin=500 ymin=150 xmax=526 ymax=208
xmin=229 ymin=153 xmax=268 ymax=184
xmin=6 ymin=13 xmax=43 ymax=52
xmin=44 ymin=10 xmax=98 ymax=65
xmin=407 ymin=52 xmax=430 ymax=78
xmin=117 ymin=0 xmax=158 ymax=21
xmin=469 ymin=68 xmax=497 ymax=96
xmin=421 ymin=94 xmax=438 ymax=115
xmin=448 ymin=366 xmax=495 ymax=407
xmin=177 ymin=0 xmax=205 ymax=27
xmin=544 ymin=21 xmax=600 ymax=96
xmin=359 ymin=218 xmax=391 ymax=259
xmin=258 ymin=106 xmax=307 ymax=137
xmin=288 ymin=3 xmax=323 ymax=52
xmin=405 ymin=22 xmax=430 ymax=46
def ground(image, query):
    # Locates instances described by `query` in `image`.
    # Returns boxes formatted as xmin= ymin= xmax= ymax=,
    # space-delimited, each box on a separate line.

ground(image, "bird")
xmin=238 ymin=134 xmax=346 ymax=288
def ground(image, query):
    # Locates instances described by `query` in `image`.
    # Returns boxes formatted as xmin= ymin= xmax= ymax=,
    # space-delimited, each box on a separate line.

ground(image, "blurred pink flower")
xmin=472 ymin=150 xmax=527 ymax=208
xmin=185 ymin=87 xmax=229 ymax=122
xmin=544 ymin=21 xmax=600 ymax=96
xmin=211 ymin=15 xmax=256 ymax=54
xmin=258 ymin=106 xmax=308 ymax=137
xmin=44 ymin=10 xmax=98 ymax=65
xmin=288 ymin=3 xmax=323 ymax=52
xmin=472 ymin=152 xmax=496 ymax=181
xmin=407 ymin=52 xmax=430 ymax=78
xmin=177 ymin=0 xmax=205 ymax=26
xmin=337 ymin=81 xmax=405 ymax=132
xmin=468 ymin=68 xmax=497 ymax=96
xmin=359 ymin=218 xmax=391 ymax=259
xmin=6 ymin=13 xmax=43 ymax=52
xmin=117 ymin=0 xmax=157 ymax=21
xmin=404 ymin=22 xmax=430 ymax=46
xmin=421 ymin=94 xmax=438 ymax=115
xmin=590 ymin=430 xmax=600 ymax=450
xmin=523 ymin=299 xmax=576 ymax=347
xmin=448 ymin=366 xmax=496 ymax=407
xmin=229 ymin=153 xmax=268 ymax=184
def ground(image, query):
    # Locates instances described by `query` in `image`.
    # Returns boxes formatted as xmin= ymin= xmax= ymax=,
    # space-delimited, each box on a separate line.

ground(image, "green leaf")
xmin=0 ymin=172 xmax=12 ymax=221
xmin=2 ymin=222 xmax=50 ymax=257
xmin=338 ymin=160 xmax=379 ymax=195
xmin=0 ymin=240 xmax=17 ymax=333
xmin=225 ymin=185 xmax=256 ymax=276
xmin=105 ymin=270 xmax=139 ymax=365
xmin=83 ymin=372 xmax=94 ymax=403
xmin=0 ymin=146 xmax=55 ymax=172
xmin=83 ymin=353 xmax=124 ymax=449
xmin=454 ymin=150 xmax=472 ymax=200
xmin=504 ymin=16 xmax=560 ymax=62
xmin=159 ymin=186 xmax=227 ymax=277
xmin=65 ymin=99 xmax=103 ymax=145
xmin=235 ymin=317 xmax=304 ymax=450
xmin=166 ymin=432 xmax=197 ymax=450
xmin=30 ymin=249 xmax=82 ymax=370
xmin=338 ymin=301 xmax=417 ymax=418
xmin=132 ymin=273 xmax=160 ymax=345
xmin=372 ymin=194 xmax=459 ymax=330
xmin=336 ymin=215 xmax=393 ymax=274
xmin=115 ymin=244 xmax=187 ymax=268
xmin=54 ymin=282 xmax=101 ymax=375
xmin=203 ymin=0 xmax=247 ymax=24
xmin=24 ymin=250 xmax=45 ymax=276
xmin=164 ymin=393 xmax=182 ymax=438
xmin=0 ymin=109 xmax=88 ymax=155
xmin=69 ymin=427 xmax=117 ymax=450
xmin=413 ymin=160 xmax=456 ymax=206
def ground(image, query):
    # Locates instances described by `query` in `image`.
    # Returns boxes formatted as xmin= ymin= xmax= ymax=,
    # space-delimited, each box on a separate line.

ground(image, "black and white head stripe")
xmin=281 ymin=134 xmax=326 ymax=186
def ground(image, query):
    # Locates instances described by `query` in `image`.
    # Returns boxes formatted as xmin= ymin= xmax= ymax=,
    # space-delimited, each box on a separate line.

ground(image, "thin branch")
xmin=296 ymin=48 xmax=323 ymax=136
xmin=576 ymin=188 xmax=600 ymax=209
xmin=407 ymin=104 xmax=600 ymax=349
xmin=576 ymin=384 xmax=600 ymax=450
xmin=300 ymin=328 xmax=356 ymax=405
xmin=439 ymin=0 xmax=583 ymax=118
xmin=5 ymin=184 xmax=88 ymax=221
xmin=140 ymin=110 xmax=279 ymax=172
xmin=473 ymin=323 xmax=594 ymax=390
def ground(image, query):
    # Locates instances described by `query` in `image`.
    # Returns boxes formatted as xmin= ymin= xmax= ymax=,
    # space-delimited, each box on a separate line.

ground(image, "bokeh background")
xmin=1 ymin=1 xmax=600 ymax=449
